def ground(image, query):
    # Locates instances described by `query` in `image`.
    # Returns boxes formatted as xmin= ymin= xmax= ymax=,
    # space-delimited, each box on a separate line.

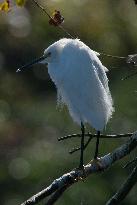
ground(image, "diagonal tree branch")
xmin=123 ymin=157 xmax=137 ymax=168
xmin=20 ymin=131 xmax=137 ymax=205
xmin=106 ymin=165 xmax=137 ymax=205
xmin=32 ymin=0 xmax=74 ymax=38
xmin=46 ymin=186 xmax=68 ymax=205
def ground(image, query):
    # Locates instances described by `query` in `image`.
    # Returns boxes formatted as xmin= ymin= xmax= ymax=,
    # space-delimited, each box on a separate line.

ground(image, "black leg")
xmin=94 ymin=131 xmax=100 ymax=160
xmin=79 ymin=122 xmax=85 ymax=168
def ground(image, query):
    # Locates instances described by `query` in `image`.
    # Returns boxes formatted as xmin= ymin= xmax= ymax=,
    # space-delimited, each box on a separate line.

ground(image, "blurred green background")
xmin=0 ymin=0 xmax=137 ymax=204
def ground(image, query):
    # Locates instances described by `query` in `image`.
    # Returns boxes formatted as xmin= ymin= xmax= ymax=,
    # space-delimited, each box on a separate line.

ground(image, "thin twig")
xmin=32 ymin=0 xmax=74 ymax=38
xmin=69 ymin=136 xmax=93 ymax=154
xmin=46 ymin=186 xmax=68 ymax=205
xmin=69 ymin=146 xmax=80 ymax=154
xmin=106 ymin=165 xmax=137 ymax=205
xmin=123 ymin=157 xmax=137 ymax=168
xmin=122 ymin=71 xmax=137 ymax=80
xmin=99 ymin=52 xmax=126 ymax=59
xmin=58 ymin=132 xmax=133 ymax=141
xmin=32 ymin=0 xmax=136 ymax=61
xmin=32 ymin=0 xmax=51 ymax=18
xmin=59 ymin=25 xmax=75 ymax=38
xmin=58 ymin=133 xmax=81 ymax=141
xmin=20 ymin=132 xmax=137 ymax=205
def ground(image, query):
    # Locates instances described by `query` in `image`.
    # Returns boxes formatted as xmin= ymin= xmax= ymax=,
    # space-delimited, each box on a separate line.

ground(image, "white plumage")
xmin=42 ymin=38 xmax=114 ymax=131
xmin=17 ymin=38 xmax=114 ymax=164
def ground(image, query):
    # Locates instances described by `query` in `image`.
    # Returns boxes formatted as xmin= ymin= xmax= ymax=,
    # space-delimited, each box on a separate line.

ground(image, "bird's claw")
xmin=74 ymin=166 xmax=87 ymax=180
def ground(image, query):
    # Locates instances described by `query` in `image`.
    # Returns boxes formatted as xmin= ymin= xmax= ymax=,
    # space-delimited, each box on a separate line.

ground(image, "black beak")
xmin=16 ymin=55 xmax=46 ymax=73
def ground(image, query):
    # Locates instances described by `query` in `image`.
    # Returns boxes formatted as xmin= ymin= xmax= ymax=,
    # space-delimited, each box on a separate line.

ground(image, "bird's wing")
xmin=56 ymin=46 xmax=113 ymax=130
xmin=48 ymin=40 xmax=114 ymax=130
xmin=91 ymin=53 xmax=110 ymax=94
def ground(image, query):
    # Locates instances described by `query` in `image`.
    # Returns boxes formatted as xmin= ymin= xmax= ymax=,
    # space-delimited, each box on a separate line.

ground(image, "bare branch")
xmin=32 ymin=0 xmax=74 ymax=38
xmin=99 ymin=52 xmax=126 ymax=59
xmin=32 ymin=0 xmax=51 ymax=18
xmin=58 ymin=132 xmax=133 ymax=141
xmin=46 ymin=186 xmax=68 ymax=205
xmin=122 ymin=70 xmax=137 ymax=80
xmin=123 ymin=157 xmax=137 ymax=168
xmin=20 ymin=132 xmax=137 ymax=205
xmin=31 ymin=1 xmax=137 ymax=63
xmin=69 ymin=136 xmax=93 ymax=154
xmin=106 ymin=165 xmax=137 ymax=205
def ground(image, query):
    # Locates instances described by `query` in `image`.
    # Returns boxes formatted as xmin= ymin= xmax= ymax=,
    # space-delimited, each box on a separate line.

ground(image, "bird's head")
xmin=42 ymin=43 xmax=62 ymax=64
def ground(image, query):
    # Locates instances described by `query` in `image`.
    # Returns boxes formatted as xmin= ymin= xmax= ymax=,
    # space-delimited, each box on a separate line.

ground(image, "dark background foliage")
xmin=0 ymin=0 xmax=137 ymax=204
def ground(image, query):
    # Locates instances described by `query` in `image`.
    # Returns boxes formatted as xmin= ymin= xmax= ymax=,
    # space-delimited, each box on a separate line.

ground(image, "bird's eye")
xmin=43 ymin=52 xmax=51 ymax=59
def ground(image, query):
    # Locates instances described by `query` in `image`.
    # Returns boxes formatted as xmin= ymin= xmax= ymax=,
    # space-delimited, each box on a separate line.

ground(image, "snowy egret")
xmin=17 ymin=38 xmax=114 ymax=168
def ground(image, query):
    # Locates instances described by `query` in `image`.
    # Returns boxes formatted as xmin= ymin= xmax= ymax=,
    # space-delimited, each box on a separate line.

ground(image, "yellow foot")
xmin=88 ymin=158 xmax=104 ymax=171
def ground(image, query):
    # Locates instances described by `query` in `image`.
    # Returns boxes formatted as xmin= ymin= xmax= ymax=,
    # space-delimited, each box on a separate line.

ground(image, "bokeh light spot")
xmin=6 ymin=7 xmax=31 ymax=38
xmin=8 ymin=157 xmax=30 ymax=179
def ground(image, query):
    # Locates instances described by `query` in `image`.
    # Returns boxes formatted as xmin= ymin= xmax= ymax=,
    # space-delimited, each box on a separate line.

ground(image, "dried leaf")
xmin=49 ymin=10 xmax=64 ymax=26
xmin=0 ymin=0 xmax=10 ymax=12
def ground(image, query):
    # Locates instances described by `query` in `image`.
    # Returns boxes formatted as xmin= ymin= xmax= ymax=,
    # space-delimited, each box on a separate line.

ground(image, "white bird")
xmin=17 ymin=38 xmax=114 ymax=168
